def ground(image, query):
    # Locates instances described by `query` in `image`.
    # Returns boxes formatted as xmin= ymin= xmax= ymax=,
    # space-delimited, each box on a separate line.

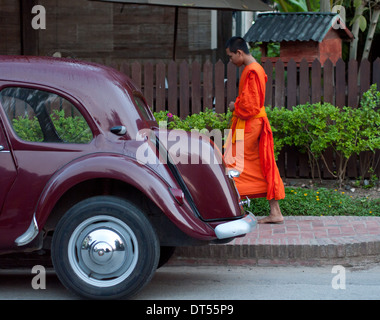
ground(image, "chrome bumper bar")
xmin=15 ymin=214 xmax=39 ymax=246
xmin=214 ymin=212 xmax=257 ymax=240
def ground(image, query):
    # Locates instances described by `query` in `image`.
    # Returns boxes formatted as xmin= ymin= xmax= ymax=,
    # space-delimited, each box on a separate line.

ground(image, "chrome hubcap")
xmin=68 ymin=215 xmax=138 ymax=287
xmin=81 ymin=229 xmax=126 ymax=275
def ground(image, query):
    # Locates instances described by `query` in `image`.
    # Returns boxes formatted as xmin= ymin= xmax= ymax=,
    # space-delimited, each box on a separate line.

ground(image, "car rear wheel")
xmin=51 ymin=196 xmax=160 ymax=299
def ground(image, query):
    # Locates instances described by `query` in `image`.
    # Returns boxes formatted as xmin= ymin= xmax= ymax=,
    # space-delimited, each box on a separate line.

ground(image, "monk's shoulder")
xmin=244 ymin=63 xmax=266 ymax=84
xmin=248 ymin=62 xmax=265 ymax=75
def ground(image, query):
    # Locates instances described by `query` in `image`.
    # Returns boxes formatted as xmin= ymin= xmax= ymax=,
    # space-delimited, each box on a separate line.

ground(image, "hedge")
xmin=154 ymin=84 xmax=380 ymax=186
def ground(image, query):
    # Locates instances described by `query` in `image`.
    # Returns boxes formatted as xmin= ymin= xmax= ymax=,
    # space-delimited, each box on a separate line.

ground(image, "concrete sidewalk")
xmin=171 ymin=216 xmax=380 ymax=267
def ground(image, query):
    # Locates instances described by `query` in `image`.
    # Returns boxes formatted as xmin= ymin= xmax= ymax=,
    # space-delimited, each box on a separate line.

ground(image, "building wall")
xmin=0 ymin=0 xmax=21 ymax=55
xmin=280 ymin=41 xmax=319 ymax=63
xmin=318 ymin=29 xmax=343 ymax=65
xmin=38 ymin=0 xmax=114 ymax=58
xmin=0 ymin=0 xmax=219 ymax=64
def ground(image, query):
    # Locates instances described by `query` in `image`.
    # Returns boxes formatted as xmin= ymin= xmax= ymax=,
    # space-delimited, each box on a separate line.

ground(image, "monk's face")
xmin=226 ymin=48 xmax=244 ymax=67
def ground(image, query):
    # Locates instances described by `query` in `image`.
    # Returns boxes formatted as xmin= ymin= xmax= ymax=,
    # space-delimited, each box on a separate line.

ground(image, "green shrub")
xmin=50 ymin=110 xmax=92 ymax=143
xmin=12 ymin=116 xmax=44 ymax=142
xmin=267 ymin=102 xmax=340 ymax=181
xmin=246 ymin=187 xmax=380 ymax=217
xmin=331 ymin=85 xmax=380 ymax=185
xmin=154 ymin=108 xmax=232 ymax=132
xmin=12 ymin=109 xmax=92 ymax=143
xmin=267 ymin=84 xmax=380 ymax=187
xmin=157 ymin=85 xmax=380 ymax=188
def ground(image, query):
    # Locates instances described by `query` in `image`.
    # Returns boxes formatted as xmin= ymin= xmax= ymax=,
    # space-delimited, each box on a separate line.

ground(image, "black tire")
xmin=51 ymin=195 xmax=160 ymax=299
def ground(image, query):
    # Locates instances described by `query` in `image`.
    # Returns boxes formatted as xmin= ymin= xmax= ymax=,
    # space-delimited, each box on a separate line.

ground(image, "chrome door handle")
xmin=0 ymin=145 xmax=5 ymax=151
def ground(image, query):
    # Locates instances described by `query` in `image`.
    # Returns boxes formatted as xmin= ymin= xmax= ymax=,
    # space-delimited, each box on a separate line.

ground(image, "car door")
xmin=0 ymin=85 xmax=95 ymax=248
xmin=0 ymin=117 xmax=17 ymax=213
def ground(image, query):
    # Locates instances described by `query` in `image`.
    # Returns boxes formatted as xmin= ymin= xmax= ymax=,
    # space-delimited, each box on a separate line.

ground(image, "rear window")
xmin=133 ymin=93 xmax=155 ymax=121
xmin=0 ymin=87 xmax=93 ymax=143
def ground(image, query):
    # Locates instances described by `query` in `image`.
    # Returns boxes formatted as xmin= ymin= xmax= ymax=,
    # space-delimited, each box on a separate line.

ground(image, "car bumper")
xmin=15 ymin=214 xmax=39 ymax=246
xmin=214 ymin=212 xmax=257 ymax=240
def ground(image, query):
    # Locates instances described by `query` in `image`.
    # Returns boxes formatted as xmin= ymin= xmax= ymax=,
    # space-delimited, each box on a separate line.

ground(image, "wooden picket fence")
xmin=110 ymin=57 xmax=380 ymax=179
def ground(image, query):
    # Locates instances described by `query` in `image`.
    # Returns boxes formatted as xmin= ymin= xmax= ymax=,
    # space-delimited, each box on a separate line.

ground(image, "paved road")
xmin=1 ymin=264 xmax=380 ymax=300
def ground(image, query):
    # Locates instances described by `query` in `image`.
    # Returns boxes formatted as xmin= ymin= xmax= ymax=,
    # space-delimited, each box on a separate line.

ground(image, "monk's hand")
xmin=229 ymin=101 xmax=235 ymax=112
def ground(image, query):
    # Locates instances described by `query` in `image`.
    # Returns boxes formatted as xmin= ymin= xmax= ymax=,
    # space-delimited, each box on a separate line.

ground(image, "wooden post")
xmin=263 ymin=60 xmax=273 ymax=107
xmin=299 ymin=59 xmax=309 ymax=105
xmin=214 ymin=60 xmax=225 ymax=114
xmin=179 ymin=61 xmax=189 ymax=118
xmin=203 ymin=60 xmax=213 ymax=109
xmin=274 ymin=59 xmax=285 ymax=107
xmin=144 ymin=62 xmax=154 ymax=109
xmin=191 ymin=61 xmax=202 ymax=114
xmin=323 ymin=59 xmax=334 ymax=104
xmin=156 ymin=62 xmax=166 ymax=112
xmin=20 ymin=0 xmax=39 ymax=55
xmin=226 ymin=61 xmax=236 ymax=108
xmin=311 ymin=59 xmax=321 ymax=103
xmin=131 ymin=61 xmax=141 ymax=91
xmin=335 ymin=58 xmax=346 ymax=108
xmin=168 ymin=61 xmax=178 ymax=115
xmin=287 ymin=59 xmax=297 ymax=109
xmin=347 ymin=59 xmax=358 ymax=107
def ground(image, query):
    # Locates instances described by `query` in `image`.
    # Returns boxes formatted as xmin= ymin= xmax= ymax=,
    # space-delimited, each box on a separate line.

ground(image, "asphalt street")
xmin=0 ymin=264 xmax=380 ymax=300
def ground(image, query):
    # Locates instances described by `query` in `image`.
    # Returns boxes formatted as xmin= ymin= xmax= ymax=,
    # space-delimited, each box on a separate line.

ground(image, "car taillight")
xmin=227 ymin=169 xmax=240 ymax=179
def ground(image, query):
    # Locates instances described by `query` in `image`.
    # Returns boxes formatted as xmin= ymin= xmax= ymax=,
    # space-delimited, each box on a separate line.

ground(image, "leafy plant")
xmin=323 ymin=84 xmax=380 ymax=187
xmin=267 ymin=102 xmax=340 ymax=179
xmin=11 ymin=109 xmax=92 ymax=143
xmin=247 ymin=187 xmax=380 ymax=216
xmin=12 ymin=116 xmax=44 ymax=142
xmin=264 ymin=106 xmax=288 ymax=159
xmin=154 ymin=108 xmax=232 ymax=132
xmin=267 ymin=85 xmax=380 ymax=187
xmin=273 ymin=0 xmax=320 ymax=12
xmin=249 ymin=42 xmax=280 ymax=64
xmin=153 ymin=85 xmax=380 ymax=187
xmin=50 ymin=109 xmax=92 ymax=143
xmin=153 ymin=110 xmax=175 ymax=126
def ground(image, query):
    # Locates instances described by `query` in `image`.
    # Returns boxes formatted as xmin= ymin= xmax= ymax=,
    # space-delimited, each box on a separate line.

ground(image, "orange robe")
xmin=224 ymin=62 xmax=285 ymax=201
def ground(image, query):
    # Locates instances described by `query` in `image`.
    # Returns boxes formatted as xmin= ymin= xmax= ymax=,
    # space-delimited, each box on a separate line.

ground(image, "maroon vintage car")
xmin=0 ymin=55 xmax=256 ymax=299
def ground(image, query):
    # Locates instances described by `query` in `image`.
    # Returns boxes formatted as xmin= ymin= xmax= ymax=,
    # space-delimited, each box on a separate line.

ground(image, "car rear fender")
xmin=35 ymin=153 xmax=216 ymax=241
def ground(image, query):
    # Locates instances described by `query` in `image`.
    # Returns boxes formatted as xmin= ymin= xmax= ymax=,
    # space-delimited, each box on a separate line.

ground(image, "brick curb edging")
xmin=170 ymin=216 xmax=380 ymax=267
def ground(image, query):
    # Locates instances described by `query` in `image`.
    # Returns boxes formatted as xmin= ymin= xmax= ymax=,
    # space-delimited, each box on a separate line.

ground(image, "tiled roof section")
xmin=244 ymin=12 xmax=352 ymax=43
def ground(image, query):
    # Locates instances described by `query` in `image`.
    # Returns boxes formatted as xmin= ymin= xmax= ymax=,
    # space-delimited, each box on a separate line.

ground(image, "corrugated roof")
xmin=244 ymin=12 xmax=353 ymax=43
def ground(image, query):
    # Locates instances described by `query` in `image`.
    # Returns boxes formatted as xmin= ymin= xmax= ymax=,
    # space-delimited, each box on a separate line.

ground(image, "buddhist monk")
xmin=224 ymin=36 xmax=285 ymax=224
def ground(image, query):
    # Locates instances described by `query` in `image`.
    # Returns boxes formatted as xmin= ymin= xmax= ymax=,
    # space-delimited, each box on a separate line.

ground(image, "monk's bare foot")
xmin=258 ymin=216 xmax=284 ymax=224
xmin=258 ymin=199 xmax=284 ymax=224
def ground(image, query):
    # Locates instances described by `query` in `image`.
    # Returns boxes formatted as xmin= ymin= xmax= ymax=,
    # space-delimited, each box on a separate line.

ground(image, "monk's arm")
xmin=234 ymin=71 xmax=262 ymax=119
